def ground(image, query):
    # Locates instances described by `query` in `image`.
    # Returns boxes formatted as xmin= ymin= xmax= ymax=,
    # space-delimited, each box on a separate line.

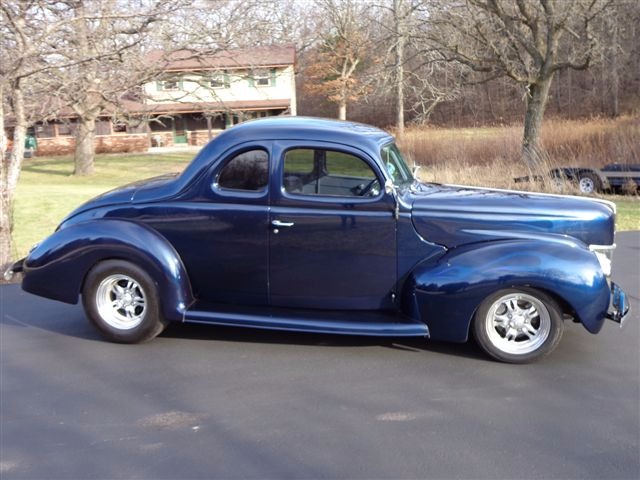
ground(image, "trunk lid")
xmin=60 ymin=174 xmax=179 ymax=222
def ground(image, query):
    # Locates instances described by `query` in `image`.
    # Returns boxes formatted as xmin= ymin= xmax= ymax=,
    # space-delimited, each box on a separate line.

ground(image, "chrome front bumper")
xmin=606 ymin=282 xmax=630 ymax=327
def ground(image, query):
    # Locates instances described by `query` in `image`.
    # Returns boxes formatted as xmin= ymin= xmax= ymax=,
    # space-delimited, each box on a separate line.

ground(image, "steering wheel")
xmin=358 ymin=178 xmax=380 ymax=197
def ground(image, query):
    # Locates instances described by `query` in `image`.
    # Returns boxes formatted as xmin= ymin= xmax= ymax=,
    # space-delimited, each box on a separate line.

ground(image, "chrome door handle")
xmin=272 ymin=220 xmax=294 ymax=228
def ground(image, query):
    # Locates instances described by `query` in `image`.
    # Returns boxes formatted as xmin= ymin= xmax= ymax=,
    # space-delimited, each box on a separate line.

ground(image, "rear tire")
xmin=82 ymin=260 xmax=167 ymax=343
xmin=473 ymin=288 xmax=564 ymax=364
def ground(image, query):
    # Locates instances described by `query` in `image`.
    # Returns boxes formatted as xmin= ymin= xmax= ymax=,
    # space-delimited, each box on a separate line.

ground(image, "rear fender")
xmin=22 ymin=219 xmax=194 ymax=322
xmin=402 ymin=238 xmax=610 ymax=342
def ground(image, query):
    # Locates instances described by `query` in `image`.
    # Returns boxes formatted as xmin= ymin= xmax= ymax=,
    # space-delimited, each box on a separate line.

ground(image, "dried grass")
xmin=398 ymin=116 xmax=639 ymax=193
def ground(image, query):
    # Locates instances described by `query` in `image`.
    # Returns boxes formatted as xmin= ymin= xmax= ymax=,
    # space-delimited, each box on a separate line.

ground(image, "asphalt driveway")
xmin=1 ymin=232 xmax=638 ymax=479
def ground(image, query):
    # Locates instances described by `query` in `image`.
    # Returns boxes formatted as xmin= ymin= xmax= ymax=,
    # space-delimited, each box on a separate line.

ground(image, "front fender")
xmin=22 ymin=219 xmax=194 ymax=322
xmin=402 ymin=238 xmax=610 ymax=342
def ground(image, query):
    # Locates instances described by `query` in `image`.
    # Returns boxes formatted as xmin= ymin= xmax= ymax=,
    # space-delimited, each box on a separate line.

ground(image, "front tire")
xmin=473 ymin=288 xmax=564 ymax=363
xmin=82 ymin=260 xmax=167 ymax=343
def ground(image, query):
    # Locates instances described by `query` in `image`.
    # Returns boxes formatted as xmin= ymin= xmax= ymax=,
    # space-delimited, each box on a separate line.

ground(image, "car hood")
xmin=408 ymin=183 xmax=616 ymax=248
xmin=61 ymin=174 xmax=179 ymax=222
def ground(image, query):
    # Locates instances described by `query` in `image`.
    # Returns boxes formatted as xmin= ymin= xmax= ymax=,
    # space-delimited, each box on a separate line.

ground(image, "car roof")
xmin=180 ymin=116 xmax=395 ymax=184
xmin=213 ymin=116 xmax=394 ymax=153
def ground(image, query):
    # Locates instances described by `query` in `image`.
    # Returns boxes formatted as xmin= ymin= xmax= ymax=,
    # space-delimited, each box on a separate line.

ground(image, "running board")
xmin=184 ymin=302 xmax=429 ymax=337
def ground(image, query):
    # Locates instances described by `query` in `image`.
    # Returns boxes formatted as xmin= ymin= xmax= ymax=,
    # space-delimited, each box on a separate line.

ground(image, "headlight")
xmin=589 ymin=244 xmax=616 ymax=278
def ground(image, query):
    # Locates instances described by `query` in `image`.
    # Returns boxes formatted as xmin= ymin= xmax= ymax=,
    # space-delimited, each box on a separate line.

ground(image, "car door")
xmin=151 ymin=144 xmax=271 ymax=306
xmin=269 ymin=141 xmax=397 ymax=310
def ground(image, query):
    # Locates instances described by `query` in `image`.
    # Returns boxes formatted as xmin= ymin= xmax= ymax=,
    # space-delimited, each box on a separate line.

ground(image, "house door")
xmin=173 ymin=117 xmax=187 ymax=144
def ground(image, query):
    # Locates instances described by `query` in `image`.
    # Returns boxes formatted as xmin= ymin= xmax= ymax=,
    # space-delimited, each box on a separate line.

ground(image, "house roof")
xmin=120 ymin=98 xmax=291 ymax=115
xmin=9 ymin=98 xmax=291 ymax=123
xmin=145 ymin=45 xmax=296 ymax=72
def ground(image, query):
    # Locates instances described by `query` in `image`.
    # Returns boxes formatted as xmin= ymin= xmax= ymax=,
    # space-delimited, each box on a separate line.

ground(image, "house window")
xmin=112 ymin=123 xmax=127 ymax=133
xmin=95 ymin=120 xmax=111 ymax=135
xmin=57 ymin=121 xmax=77 ymax=136
xmin=251 ymin=69 xmax=275 ymax=87
xmin=128 ymin=121 xmax=147 ymax=134
xmin=210 ymin=72 xmax=229 ymax=89
xmin=35 ymin=123 xmax=55 ymax=138
xmin=157 ymin=77 xmax=181 ymax=91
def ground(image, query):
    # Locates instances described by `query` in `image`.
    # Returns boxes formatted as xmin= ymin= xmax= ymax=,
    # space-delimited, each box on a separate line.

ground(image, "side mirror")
xmin=384 ymin=178 xmax=396 ymax=195
xmin=412 ymin=165 xmax=421 ymax=177
xmin=384 ymin=179 xmax=400 ymax=220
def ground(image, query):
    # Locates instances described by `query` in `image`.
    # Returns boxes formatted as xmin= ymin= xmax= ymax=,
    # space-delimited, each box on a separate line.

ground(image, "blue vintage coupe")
xmin=6 ymin=117 xmax=629 ymax=363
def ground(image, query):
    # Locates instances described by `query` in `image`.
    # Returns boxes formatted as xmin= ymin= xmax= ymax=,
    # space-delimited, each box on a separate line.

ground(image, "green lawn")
xmin=12 ymin=152 xmax=194 ymax=258
xmin=9 ymin=152 xmax=640 ymax=259
xmin=611 ymin=196 xmax=640 ymax=232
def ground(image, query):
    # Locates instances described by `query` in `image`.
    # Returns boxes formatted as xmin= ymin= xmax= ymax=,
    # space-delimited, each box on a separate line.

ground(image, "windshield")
xmin=381 ymin=142 xmax=413 ymax=186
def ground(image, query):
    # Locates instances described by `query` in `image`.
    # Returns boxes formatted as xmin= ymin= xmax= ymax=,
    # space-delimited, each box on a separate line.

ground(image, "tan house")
xmin=29 ymin=45 xmax=296 ymax=155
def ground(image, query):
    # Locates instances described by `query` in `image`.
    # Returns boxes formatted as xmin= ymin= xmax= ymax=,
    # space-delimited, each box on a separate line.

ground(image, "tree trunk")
xmin=0 ymin=186 xmax=14 ymax=271
xmin=522 ymin=77 xmax=553 ymax=168
xmin=338 ymin=100 xmax=347 ymax=120
xmin=71 ymin=2 xmax=100 ymax=176
xmin=566 ymin=69 xmax=572 ymax=115
xmin=206 ymin=115 xmax=213 ymax=140
xmin=394 ymin=0 xmax=405 ymax=139
xmin=73 ymin=116 xmax=96 ymax=176
xmin=395 ymin=46 xmax=404 ymax=138
xmin=1 ymin=83 xmax=27 ymax=270
xmin=0 ymin=195 xmax=12 ymax=271
xmin=609 ymin=12 xmax=620 ymax=118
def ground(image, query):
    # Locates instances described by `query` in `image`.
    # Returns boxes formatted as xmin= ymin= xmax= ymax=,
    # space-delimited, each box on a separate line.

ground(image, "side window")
xmin=283 ymin=148 xmax=379 ymax=197
xmin=284 ymin=149 xmax=315 ymax=176
xmin=217 ymin=149 xmax=269 ymax=192
xmin=325 ymin=151 xmax=376 ymax=179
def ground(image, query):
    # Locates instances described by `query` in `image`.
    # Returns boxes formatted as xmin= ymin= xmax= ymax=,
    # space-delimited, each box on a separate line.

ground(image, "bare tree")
xmin=303 ymin=0 xmax=373 ymax=120
xmin=1 ymin=1 xmax=65 ymax=270
xmin=385 ymin=0 xmax=441 ymax=135
xmin=404 ymin=60 xmax=461 ymax=124
xmin=391 ymin=0 xmax=410 ymax=136
xmin=207 ymin=0 xmax=318 ymax=52
xmin=31 ymin=0 xmax=269 ymax=176
xmin=34 ymin=0 xmax=184 ymax=176
xmin=297 ymin=0 xmax=637 ymax=128
xmin=366 ymin=0 xmax=458 ymax=134
xmin=420 ymin=0 xmax=612 ymax=166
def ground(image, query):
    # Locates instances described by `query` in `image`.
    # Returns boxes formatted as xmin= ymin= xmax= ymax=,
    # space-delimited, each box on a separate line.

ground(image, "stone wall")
xmin=189 ymin=129 xmax=222 ymax=146
xmin=95 ymin=135 xmax=149 ymax=153
xmin=33 ymin=137 xmax=74 ymax=156
xmin=149 ymin=132 xmax=175 ymax=148
xmin=35 ymin=134 xmax=150 ymax=156
xmin=33 ymin=130 xmax=221 ymax=156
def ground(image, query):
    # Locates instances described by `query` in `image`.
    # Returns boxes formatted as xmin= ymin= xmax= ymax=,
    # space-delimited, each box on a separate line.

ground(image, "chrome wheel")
xmin=95 ymin=274 xmax=146 ymax=330
xmin=484 ymin=292 xmax=551 ymax=355
xmin=579 ymin=177 xmax=595 ymax=193
xmin=83 ymin=260 xmax=167 ymax=343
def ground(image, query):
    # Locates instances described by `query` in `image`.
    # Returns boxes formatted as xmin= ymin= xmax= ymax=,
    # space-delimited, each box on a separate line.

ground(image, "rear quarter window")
xmin=217 ymin=149 xmax=269 ymax=191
